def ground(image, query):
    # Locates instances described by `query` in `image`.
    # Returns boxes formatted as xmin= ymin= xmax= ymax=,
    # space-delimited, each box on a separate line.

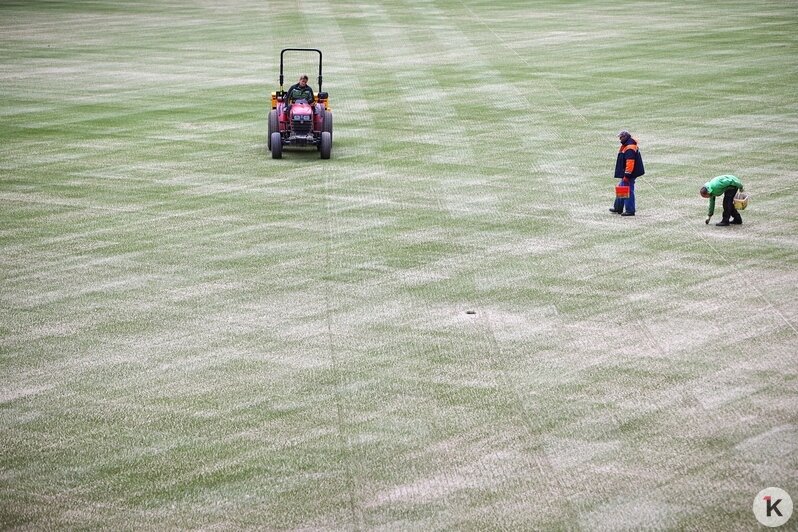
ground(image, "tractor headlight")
xmin=294 ymin=114 xmax=311 ymax=122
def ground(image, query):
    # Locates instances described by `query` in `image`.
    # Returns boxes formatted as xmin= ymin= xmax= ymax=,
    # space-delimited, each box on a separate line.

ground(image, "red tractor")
xmin=268 ymin=48 xmax=333 ymax=159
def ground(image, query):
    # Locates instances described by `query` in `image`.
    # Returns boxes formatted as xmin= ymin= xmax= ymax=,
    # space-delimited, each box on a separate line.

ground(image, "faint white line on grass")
xmin=637 ymin=183 xmax=798 ymax=337
xmin=636 ymin=316 xmax=668 ymax=357
xmin=454 ymin=1 xmax=589 ymax=221
xmin=0 ymin=192 xmax=142 ymax=213
xmin=457 ymin=2 xmax=797 ymax=338
xmin=476 ymin=308 xmax=580 ymax=523
xmin=457 ymin=2 xmax=589 ymax=126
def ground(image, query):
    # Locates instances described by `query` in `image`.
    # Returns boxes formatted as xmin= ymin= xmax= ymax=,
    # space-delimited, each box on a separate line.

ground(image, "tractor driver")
xmin=284 ymin=74 xmax=316 ymax=115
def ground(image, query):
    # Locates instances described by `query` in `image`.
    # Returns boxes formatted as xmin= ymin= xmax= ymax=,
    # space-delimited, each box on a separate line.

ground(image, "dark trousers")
xmin=722 ymin=187 xmax=742 ymax=222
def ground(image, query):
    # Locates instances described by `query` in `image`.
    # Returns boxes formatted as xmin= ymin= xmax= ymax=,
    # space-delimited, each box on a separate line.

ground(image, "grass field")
xmin=2 ymin=0 xmax=797 ymax=529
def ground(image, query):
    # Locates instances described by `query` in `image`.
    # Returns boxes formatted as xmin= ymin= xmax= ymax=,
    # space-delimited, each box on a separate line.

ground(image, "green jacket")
xmin=285 ymin=83 xmax=315 ymax=105
xmin=704 ymin=174 xmax=743 ymax=216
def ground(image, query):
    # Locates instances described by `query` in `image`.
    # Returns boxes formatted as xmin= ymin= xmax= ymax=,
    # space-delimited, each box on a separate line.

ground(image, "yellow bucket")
xmin=733 ymin=192 xmax=749 ymax=210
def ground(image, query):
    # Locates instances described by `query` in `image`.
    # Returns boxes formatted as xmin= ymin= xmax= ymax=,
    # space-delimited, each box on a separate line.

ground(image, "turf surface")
xmin=2 ymin=0 xmax=797 ymax=529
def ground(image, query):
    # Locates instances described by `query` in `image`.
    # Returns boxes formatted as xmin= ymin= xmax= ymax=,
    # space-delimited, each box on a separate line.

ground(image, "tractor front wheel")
xmin=320 ymin=131 xmax=331 ymax=160
xmin=271 ymin=132 xmax=282 ymax=159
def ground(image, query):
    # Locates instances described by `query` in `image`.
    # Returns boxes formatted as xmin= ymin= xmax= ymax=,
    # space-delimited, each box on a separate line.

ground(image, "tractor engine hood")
xmin=289 ymin=101 xmax=315 ymax=136
xmin=289 ymin=102 xmax=314 ymax=117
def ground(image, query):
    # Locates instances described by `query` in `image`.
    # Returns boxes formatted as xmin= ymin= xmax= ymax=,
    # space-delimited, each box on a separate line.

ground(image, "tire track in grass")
xmin=653 ymin=198 xmax=798 ymax=336
xmin=309 ymin=5 xmax=393 ymax=499
xmin=338 ymin=2 xmax=636 ymax=524
xmin=319 ymin=2 xmax=535 ymax=526
xmin=509 ymin=241 xmax=789 ymax=520
xmin=301 ymin=16 xmax=374 ymax=525
xmin=310 ymin=2 xmax=584 ymax=524
xmin=322 ymin=193 xmax=362 ymax=531
xmin=321 ymin=4 xmax=457 ymax=526
xmin=3 ymin=4 xmax=357 ymax=528
xmin=495 ymin=237 xmax=788 ymax=520
xmin=306 ymin=2 xmax=392 ymax=528
xmin=591 ymin=209 xmax=796 ymax=514
xmin=252 ymin=4 xmax=371 ymax=526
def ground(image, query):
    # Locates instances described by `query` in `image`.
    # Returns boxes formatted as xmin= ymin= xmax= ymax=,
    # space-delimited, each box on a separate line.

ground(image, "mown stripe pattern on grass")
xmin=1 ymin=1 xmax=797 ymax=529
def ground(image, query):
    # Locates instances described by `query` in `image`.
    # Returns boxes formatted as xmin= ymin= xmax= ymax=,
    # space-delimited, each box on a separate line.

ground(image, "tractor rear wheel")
xmin=268 ymin=110 xmax=278 ymax=150
xmin=323 ymin=110 xmax=333 ymax=138
xmin=271 ymin=132 xmax=282 ymax=159
xmin=320 ymin=131 xmax=331 ymax=160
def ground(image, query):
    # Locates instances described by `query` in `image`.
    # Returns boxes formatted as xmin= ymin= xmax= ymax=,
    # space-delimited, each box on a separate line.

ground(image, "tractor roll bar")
xmin=280 ymin=48 xmax=323 ymax=92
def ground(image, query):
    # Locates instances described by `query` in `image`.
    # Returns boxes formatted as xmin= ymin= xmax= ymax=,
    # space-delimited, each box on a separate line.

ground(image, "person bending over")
xmin=700 ymin=174 xmax=744 ymax=226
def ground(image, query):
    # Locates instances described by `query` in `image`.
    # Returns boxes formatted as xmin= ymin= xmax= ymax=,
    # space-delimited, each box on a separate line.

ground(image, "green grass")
xmin=2 ymin=0 xmax=797 ymax=529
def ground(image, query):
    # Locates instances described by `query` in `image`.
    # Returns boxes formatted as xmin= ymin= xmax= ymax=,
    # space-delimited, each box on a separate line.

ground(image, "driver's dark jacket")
xmin=285 ymin=83 xmax=315 ymax=104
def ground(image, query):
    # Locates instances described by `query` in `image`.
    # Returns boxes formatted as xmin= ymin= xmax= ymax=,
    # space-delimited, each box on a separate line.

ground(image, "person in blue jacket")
xmin=609 ymin=130 xmax=645 ymax=216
